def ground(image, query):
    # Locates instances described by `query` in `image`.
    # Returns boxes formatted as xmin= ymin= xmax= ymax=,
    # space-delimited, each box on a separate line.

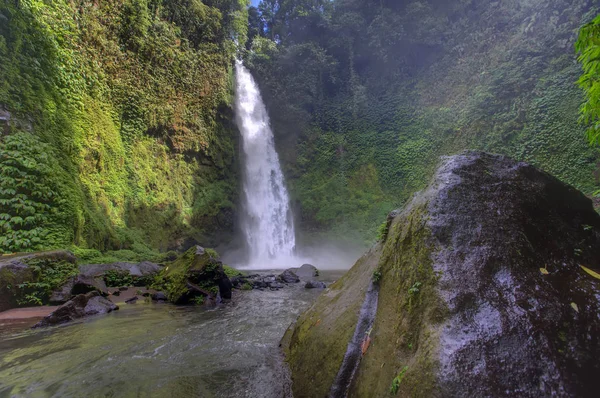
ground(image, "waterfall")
xmin=234 ymin=61 xmax=296 ymax=268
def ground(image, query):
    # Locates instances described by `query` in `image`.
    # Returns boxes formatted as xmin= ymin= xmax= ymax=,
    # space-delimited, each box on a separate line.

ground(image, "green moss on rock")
xmin=158 ymin=246 xmax=227 ymax=304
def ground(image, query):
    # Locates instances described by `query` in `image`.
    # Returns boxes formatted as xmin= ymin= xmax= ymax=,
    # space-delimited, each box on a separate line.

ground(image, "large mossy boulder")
xmin=0 ymin=251 xmax=78 ymax=311
xmin=283 ymin=152 xmax=600 ymax=398
xmin=160 ymin=246 xmax=232 ymax=304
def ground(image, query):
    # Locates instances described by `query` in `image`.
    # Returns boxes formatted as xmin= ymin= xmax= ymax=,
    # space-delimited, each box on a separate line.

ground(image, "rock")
xmin=0 ymin=250 xmax=77 ymax=311
xmin=278 ymin=269 xmax=300 ymax=284
xmin=295 ymin=264 xmax=320 ymax=279
xmin=118 ymin=286 xmax=128 ymax=291
xmin=162 ymin=246 xmax=232 ymax=304
xmin=270 ymin=282 xmax=285 ymax=289
xmin=49 ymin=274 xmax=109 ymax=304
xmin=112 ymin=290 xmax=121 ymax=297
xmin=283 ymin=152 xmax=600 ymax=397
xmin=253 ymin=279 xmax=268 ymax=289
xmin=151 ymin=292 xmax=168 ymax=301
xmin=304 ymin=280 xmax=326 ymax=289
xmin=34 ymin=291 xmax=118 ymax=328
xmin=78 ymin=261 xmax=161 ymax=288
xmin=125 ymin=296 xmax=138 ymax=304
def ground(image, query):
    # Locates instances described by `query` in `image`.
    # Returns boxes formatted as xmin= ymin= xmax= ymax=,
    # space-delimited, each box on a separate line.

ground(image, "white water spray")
xmin=234 ymin=61 xmax=296 ymax=268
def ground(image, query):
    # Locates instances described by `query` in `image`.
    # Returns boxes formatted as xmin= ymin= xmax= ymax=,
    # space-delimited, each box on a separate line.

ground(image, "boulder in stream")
xmin=159 ymin=246 xmax=232 ymax=304
xmin=278 ymin=269 xmax=300 ymax=284
xmin=282 ymin=152 xmax=600 ymax=397
xmin=34 ymin=291 xmax=118 ymax=328
xmin=304 ymin=280 xmax=326 ymax=289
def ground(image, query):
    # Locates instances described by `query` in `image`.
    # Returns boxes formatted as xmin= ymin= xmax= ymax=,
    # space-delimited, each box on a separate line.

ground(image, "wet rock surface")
xmin=277 ymin=269 xmax=300 ymax=284
xmin=428 ymin=152 xmax=600 ymax=397
xmin=34 ymin=291 xmax=118 ymax=328
xmin=49 ymin=275 xmax=109 ymax=304
xmin=291 ymin=264 xmax=319 ymax=279
xmin=161 ymin=246 xmax=232 ymax=304
xmin=284 ymin=152 xmax=600 ymax=398
xmin=304 ymin=280 xmax=326 ymax=289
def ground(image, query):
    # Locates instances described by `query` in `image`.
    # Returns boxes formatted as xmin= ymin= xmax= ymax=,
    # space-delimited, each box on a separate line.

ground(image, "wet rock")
xmin=162 ymin=246 xmax=232 ymax=304
xmin=295 ymin=264 xmax=319 ymax=279
xmin=118 ymin=286 xmax=128 ymax=291
xmin=270 ymin=282 xmax=285 ymax=289
xmin=278 ymin=269 xmax=300 ymax=284
xmin=125 ymin=296 xmax=138 ymax=304
xmin=253 ymin=279 xmax=268 ymax=289
xmin=34 ymin=291 xmax=118 ymax=328
xmin=283 ymin=152 xmax=600 ymax=397
xmin=151 ymin=292 xmax=168 ymax=301
xmin=49 ymin=275 xmax=108 ymax=304
xmin=304 ymin=280 xmax=326 ymax=289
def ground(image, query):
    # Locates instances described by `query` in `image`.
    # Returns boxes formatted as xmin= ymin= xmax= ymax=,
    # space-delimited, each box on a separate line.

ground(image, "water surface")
xmin=0 ymin=271 xmax=345 ymax=398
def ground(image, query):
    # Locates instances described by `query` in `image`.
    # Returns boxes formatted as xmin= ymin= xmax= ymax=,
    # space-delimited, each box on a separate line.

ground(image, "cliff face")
xmin=249 ymin=0 xmax=600 ymax=242
xmin=284 ymin=152 xmax=600 ymax=397
xmin=0 ymin=0 xmax=249 ymax=254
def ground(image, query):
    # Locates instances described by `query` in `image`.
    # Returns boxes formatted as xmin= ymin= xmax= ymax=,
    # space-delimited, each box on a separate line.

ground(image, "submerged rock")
xmin=34 ymin=291 xmax=118 ymax=328
xmin=304 ymin=280 xmax=326 ymax=289
xmin=151 ymin=292 xmax=168 ymax=301
xmin=283 ymin=152 xmax=600 ymax=397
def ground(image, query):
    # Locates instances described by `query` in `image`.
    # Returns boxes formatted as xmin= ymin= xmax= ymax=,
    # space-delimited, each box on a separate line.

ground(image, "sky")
xmin=251 ymin=0 xmax=260 ymax=6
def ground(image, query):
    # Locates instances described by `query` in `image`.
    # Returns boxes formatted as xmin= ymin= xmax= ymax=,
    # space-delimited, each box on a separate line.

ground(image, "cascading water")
xmin=234 ymin=61 xmax=296 ymax=268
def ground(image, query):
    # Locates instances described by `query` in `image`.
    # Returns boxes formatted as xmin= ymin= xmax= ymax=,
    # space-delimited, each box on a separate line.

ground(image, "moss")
xmin=282 ymin=245 xmax=383 ymax=398
xmin=158 ymin=246 xmax=223 ymax=304
xmin=223 ymin=265 xmax=242 ymax=278
xmin=351 ymin=203 xmax=446 ymax=397
xmin=0 ymin=254 xmax=78 ymax=307
xmin=0 ymin=0 xmax=245 ymax=254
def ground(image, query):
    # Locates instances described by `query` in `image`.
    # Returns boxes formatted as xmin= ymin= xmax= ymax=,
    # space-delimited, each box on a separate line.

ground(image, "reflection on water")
xmin=0 ymin=271 xmax=345 ymax=398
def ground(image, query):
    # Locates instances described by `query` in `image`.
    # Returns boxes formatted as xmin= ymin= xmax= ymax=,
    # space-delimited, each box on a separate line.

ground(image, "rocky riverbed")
xmin=0 ymin=270 xmax=345 ymax=397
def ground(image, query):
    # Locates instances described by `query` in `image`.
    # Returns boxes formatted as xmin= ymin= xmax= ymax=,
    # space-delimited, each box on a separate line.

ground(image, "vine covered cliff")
xmin=0 ymin=0 xmax=249 ymax=255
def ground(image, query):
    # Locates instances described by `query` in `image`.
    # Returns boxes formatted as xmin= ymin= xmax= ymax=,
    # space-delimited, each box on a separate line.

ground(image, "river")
xmin=0 ymin=271 xmax=344 ymax=398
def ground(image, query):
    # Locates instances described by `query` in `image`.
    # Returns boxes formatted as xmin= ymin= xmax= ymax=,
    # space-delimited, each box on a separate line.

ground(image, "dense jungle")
xmin=2 ymin=0 xmax=600 ymax=397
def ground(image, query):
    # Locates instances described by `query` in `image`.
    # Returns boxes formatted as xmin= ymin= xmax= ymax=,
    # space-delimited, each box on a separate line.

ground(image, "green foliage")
xmin=251 ymin=0 xmax=600 ymax=244
xmin=0 ymin=132 xmax=72 ymax=252
xmin=577 ymin=13 xmax=600 ymax=145
xmin=104 ymin=270 xmax=134 ymax=287
xmin=0 ymin=0 xmax=246 ymax=253
xmin=16 ymin=258 xmax=78 ymax=306
xmin=224 ymin=265 xmax=243 ymax=278
xmin=372 ymin=269 xmax=382 ymax=284
xmin=390 ymin=366 xmax=409 ymax=395
xmin=376 ymin=221 xmax=388 ymax=242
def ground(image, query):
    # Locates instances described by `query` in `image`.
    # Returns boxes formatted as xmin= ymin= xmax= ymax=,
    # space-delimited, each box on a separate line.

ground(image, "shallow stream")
xmin=0 ymin=271 xmax=344 ymax=398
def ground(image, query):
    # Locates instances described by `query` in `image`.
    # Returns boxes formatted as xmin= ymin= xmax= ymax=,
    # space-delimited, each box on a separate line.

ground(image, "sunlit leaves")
xmin=580 ymin=265 xmax=600 ymax=280
xmin=576 ymin=14 xmax=600 ymax=145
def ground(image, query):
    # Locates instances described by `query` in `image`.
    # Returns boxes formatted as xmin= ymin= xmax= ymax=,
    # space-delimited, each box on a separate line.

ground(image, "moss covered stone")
xmin=284 ymin=152 xmax=600 ymax=397
xmin=0 ymin=250 xmax=78 ymax=310
xmin=159 ymin=246 xmax=232 ymax=304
